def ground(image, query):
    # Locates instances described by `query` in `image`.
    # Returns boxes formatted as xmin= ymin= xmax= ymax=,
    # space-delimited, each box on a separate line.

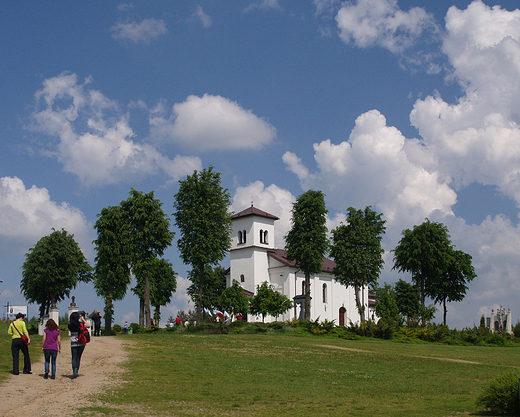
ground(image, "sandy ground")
xmin=0 ymin=336 xmax=130 ymax=417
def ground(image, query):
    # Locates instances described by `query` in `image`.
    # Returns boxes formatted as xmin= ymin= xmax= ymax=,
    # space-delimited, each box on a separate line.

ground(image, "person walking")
xmin=42 ymin=318 xmax=61 ymax=379
xmin=8 ymin=312 xmax=31 ymax=375
xmin=90 ymin=310 xmax=102 ymax=336
xmin=68 ymin=311 xmax=90 ymax=378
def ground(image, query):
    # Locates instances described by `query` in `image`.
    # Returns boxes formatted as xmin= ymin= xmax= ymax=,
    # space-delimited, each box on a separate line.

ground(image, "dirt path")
xmin=0 ymin=336 xmax=130 ymax=417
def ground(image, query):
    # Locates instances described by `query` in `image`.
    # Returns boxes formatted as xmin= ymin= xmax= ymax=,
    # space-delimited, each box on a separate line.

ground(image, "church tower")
xmin=229 ymin=205 xmax=278 ymax=294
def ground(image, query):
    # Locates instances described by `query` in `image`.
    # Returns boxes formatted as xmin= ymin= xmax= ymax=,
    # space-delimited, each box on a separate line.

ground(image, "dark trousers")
xmin=71 ymin=345 xmax=85 ymax=370
xmin=12 ymin=338 xmax=31 ymax=375
xmin=94 ymin=321 xmax=101 ymax=336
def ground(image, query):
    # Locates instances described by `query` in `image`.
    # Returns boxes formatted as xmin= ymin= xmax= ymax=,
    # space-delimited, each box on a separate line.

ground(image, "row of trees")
xmin=283 ymin=190 xmax=475 ymax=326
xmin=20 ymin=166 xmax=476 ymax=330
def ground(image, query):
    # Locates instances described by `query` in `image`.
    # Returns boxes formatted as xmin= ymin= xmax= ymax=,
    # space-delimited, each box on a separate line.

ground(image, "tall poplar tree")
xmin=330 ymin=206 xmax=386 ymax=323
xmin=93 ymin=205 xmax=131 ymax=334
xmin=173 ymin=167 xmax=232 ymax=323
xmin=121 ymin=189 xmax=174 ymax=328
xmin=285 ymin=190 xmax=329 ymax=321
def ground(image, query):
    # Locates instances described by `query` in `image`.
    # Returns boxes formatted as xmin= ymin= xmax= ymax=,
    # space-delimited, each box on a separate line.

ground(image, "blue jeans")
xmin=44 ymin=349 xmax=58 ymax=377
xmin=71 ymin=345 xmax=85 ymax=370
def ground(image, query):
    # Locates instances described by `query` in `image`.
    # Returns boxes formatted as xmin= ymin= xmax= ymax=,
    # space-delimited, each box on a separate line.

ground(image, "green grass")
xmin=3 ymin=321 xmax=519 ymax=416
xmin=89 ymin=332 xmax=520 ymax=416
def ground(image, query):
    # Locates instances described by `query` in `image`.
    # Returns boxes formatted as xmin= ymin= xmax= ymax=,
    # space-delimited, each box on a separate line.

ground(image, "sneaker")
xmin=44 ymin=372 xmax=48 ymax=379
xmin=50 ymin=376 xmax=55 ymax=380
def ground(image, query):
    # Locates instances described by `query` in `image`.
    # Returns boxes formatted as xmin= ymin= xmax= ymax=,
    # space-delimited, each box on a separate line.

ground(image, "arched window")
xmin=238 ymin=230 xmax=243 ymax=244
xmin=242 ymin=230 xmax=246 ymax=244
xmin=322 ymin=283 xmax=327 ymax=303
xmin=259 ymin=229 xmax=264 ymax=243
xmin=240 ymin=274 xmax=245 ymax=283
xmin=263 ymin=230 xmax=268 ymax=244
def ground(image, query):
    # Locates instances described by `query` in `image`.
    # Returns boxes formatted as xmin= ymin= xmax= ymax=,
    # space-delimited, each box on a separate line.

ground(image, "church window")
xmin=263 ymin=230 xmax=268 ymax=244
xmin=242 ymin=230 xmax=247 ymax=244
xmin=260 ymin=229 xmax=264 ymax=243
xmin=322 ymin=283 xmax=327 ymax=303
xmin=238 ymin=230 xmax=243 ymax=244
xmin=240 ymin=274 xmax=245 ymax=283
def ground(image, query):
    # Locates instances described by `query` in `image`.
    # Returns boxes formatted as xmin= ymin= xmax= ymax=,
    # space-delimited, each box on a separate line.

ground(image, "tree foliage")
xmin=187 ymin=265 xmax=227 ymax=314
xmin=331 ymin=206 xmax=386 ymax=323
xmin=249 ymin=281 xmax=293 ymax=322
xmin=93 ymin=205 xmax=131 ymax=334
xmin=372 ymin=283 xmax=400 ymax=323
xmin=394 ymin=279 xmax=435 ymax=326
xmin=121 ymin=189 xmax=174 ymax=328
xmin=173 ymin=166 xmax=232 ymax=322
xmin=21 ymin=229 xmax=92 ymax=317
xmin=219 ymin=279 xmax=250 ymax=316
xmin=133 ymin=256 xmax=177 ymax=326
xmin=285 ymin=190 xmax=328 ymax=320
xmin=392 ymin=219 xmax=452 ymax=306
xmin=392 ymin=219 xmax=475 ymax=325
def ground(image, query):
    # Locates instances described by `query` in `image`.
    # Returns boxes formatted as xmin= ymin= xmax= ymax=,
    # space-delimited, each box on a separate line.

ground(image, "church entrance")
xmin=339 ymin=307 xmax=346 ymax=327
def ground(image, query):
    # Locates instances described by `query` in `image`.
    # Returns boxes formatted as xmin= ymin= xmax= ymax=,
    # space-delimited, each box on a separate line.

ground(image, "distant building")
xmin=486 ymin=306 xmax=512 ymax=334
xmin=226 ymin=204 xmax=369 ymax=325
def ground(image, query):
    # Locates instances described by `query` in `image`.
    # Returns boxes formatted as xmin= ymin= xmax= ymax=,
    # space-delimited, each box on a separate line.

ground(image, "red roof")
xmin=267 ymin=248 xmax=335 ymax=273
xmin=232 ymin=205 xmax=279 ymax=220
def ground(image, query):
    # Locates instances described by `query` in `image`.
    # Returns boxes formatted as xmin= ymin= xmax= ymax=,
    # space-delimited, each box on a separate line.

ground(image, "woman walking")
xmin=68 ymin=312 xmax=90 ymax=378
xmin=8 ymin=312 xmax=32 ymax=375
xmin=42 ymin=318 xmax=61 ymax=379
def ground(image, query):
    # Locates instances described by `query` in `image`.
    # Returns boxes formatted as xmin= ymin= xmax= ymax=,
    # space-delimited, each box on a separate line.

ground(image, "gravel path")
xmin=0 ymin=336 xmax=130 ymax=417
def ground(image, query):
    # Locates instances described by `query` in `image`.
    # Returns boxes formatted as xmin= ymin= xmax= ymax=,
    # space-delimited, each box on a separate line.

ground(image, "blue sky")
xmin=1 ymin=0 xmax=520 ymax=329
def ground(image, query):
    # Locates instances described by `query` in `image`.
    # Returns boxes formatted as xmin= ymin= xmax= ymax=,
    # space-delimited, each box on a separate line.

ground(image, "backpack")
xmin=78 ymin=322 xmax=91 ymax=344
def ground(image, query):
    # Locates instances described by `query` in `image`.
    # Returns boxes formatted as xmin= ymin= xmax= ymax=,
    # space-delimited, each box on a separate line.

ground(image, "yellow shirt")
xmin=8 ymin=321 xmax=28 ymax=339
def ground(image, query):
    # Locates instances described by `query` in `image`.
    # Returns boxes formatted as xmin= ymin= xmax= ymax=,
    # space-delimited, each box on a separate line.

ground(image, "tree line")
xmin=20 ymin=166 xmax=476 ymax=331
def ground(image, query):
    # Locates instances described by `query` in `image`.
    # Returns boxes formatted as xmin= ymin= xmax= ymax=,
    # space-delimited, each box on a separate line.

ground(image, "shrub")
xmin=129 ymin=323 xmax=141 ymax=334
xmin=476 ymin=369 xmax=520 ymax=415
xmin=113 ymin=324 xmax=122 ymax=333
xmin=513 ymin=320 xmax=520 ymax=339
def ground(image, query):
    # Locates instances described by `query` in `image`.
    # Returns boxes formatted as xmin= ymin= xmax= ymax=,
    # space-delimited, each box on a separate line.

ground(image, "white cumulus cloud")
xmin=149 ymin=94 xmax=276 ymax=151
xmin=28 ymin=72 xmax=202 ymax=187
xmin=0 ymin=177 xmax=91 ymax=255
xmin=335 ymin=0 xmax=437 ymax=54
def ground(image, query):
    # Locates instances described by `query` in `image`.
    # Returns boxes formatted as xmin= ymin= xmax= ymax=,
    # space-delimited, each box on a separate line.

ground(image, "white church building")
xmin=226 ymin=205 xmax=370 ymax=325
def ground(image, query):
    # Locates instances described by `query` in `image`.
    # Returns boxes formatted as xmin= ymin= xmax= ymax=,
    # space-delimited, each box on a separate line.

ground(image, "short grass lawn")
xmin=85 ymin=332 xmax=520 ymax=416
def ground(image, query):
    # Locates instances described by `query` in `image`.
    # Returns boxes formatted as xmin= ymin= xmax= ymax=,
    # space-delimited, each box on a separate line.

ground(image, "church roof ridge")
xmin=232 ymin=204 xmax=279 ymax=220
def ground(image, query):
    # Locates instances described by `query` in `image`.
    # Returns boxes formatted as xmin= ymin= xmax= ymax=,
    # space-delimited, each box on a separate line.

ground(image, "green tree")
xmin=174 ymin=167 xmax=232 ymax=323
xmin=285 ymin=190 xmax=329 ymax=321
xmin=133 ymin=256 xmax=177 ymax=326
xmin=392 ymin=219 xmax=453 ymax=307
xmin=21 ymin=229 xmax=92 ymax=317
xmin=219 ymin=280 xmax=250 ymax=316
xmin=121 ymin=189 xmax=174 ymax=328
xmin=431 ymin=249 xmax=476 ymax=325
xmin=330 ymin=206 xmax=386 ymax=323
xmin=249 ymin=281 xmax=293 ymax=322
xmin=187 ymin=265 xmax=227 ymax=316
xmin=394 ymin=279 xmax=435 ymax=326
xmin=93 ymin=205 xmax=131 ymax=334
xmin=372 ymin=283 xmax=400 ymax=322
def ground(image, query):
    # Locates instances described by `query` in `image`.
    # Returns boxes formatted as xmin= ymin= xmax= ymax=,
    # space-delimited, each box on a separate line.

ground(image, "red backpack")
xmin=78 ymin=322 xmax=91 ymax=344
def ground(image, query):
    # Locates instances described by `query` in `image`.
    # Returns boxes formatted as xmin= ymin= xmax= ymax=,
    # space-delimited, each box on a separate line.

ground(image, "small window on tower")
xmin=242 ymin=230 xmax=247 ymax=244
xmin=240 ymin=274 xmax=245 ymax=283
xmin=238 ymin=230 xmax=243 ymax=244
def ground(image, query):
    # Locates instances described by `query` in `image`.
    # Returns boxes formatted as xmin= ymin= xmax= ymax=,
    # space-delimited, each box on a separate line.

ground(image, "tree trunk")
xmin=145 ymin=269 xmax=151 ymax=328
xmin=354 ymin=284 xmax=365 ymax=323
xmin=154 ymin=305 xmax=160 ymax=327
xmin=139 ymin=297 xmax=145 ymax=327
xmin=443 ymin=298 xmax=447 ymax=326
xmin=39 ymin=304 xmax=45 ymax=319
xmin=304 ymin=270 xmax=311 ymax=321
xmin=196 ymin=264 xmax=205 ymax=324
xmin=104 ymin=293 xmax=113 ymax=334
